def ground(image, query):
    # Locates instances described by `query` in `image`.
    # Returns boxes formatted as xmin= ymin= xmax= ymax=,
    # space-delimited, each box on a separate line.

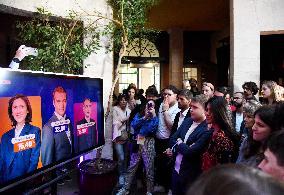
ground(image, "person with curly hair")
xmin=261 ymin=80 xmax=284 ymax=105
xmin=242 ymin=81 xmax=259 ymax=101
xmin=236 ymin=100 xmax=262 ymax=167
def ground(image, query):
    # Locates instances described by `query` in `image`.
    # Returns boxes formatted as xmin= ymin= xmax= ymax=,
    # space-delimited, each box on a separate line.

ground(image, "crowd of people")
xmin=112 ymin=79 xmax=284 ymax=195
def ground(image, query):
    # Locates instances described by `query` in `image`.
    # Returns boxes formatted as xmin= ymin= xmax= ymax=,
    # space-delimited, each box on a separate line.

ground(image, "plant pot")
xmin=79 ymin=158 xmax=117 ymax=195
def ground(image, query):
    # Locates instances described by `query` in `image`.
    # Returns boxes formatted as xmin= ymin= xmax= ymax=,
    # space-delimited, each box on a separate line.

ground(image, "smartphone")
xmin=147 ymin=102 xmax=153 ymax=117
xmin=25 ymin=47 xmax=38 ymax=56
xmin=147 ymin=102 xmax=153 ymax=109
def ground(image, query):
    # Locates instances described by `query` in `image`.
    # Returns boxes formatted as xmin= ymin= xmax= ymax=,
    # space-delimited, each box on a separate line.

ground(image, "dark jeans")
xmin=171 ymin=169 xmax=185 ymax=195
xmin=154 ymin=138 xmax=171 ymax=190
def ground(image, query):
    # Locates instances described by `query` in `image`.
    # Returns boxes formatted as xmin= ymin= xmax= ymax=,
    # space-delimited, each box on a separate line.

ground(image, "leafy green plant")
xmin=104 ymin=0 xmax=160 ymax=114
xmin=16 ymin=0 xmax=160 ymax=113
xmin=16 ymin=7 xmax=101 ymax=74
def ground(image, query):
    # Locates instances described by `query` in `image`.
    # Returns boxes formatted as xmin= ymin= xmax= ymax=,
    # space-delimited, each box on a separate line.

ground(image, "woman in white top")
xmin=112 ymin=93 xmax=131 ymax=186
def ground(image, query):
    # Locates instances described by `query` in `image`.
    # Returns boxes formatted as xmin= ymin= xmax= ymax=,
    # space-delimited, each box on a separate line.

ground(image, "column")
xmin=230 ymin=0 xmax=260 ymax=92
xmin=168 ymin=28 xmax=183 ymax=89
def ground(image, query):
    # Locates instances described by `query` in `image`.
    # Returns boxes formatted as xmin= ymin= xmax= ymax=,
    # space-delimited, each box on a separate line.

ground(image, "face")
xmin=243 ymin=112 xmax=254 ymax=129
xmin=146 ymin=95 xmax=157 ymax=101
xmin=53 ymin=92 xmax=67 ymax=116
xmin=190 ymin=101 xmax=205 ymax=122
xmin=83 ymin=99 xmax=92 ymax=118
xmin=203 ymin=86 xmax=214 ymax=98
xmin=12 ymin=98 xmax=28 ymax=125
xmin=233 ymin=93 xmax=243 ymax=108
xmin=262 ymin=84 xmax=272 ymax=99
xmin=128 ymin=88 xmax=135 ymax=99
xmin=243 ymin=85 xmax=253 ymax=98
xmin=177 ymin=95 xmax=190 ymax=110
xmin=252 ymin=114 xmax=272 ymax=142
xmin=205 ymin=104 xmax=214 ymax=124
xmin=183 ymin=80 xmax=190 ymax=89
xmin=225 ymin=94 xmax=231 ymax=104
xmin=163 ymin=89 xmax=177 ymax=105
xmin=258 ymin=149 xmax=284 ymax=181
xmin=190 ymin=81 xmax=197 ymax=88
xmin=119 ymin=97 xmax=127 ymax=109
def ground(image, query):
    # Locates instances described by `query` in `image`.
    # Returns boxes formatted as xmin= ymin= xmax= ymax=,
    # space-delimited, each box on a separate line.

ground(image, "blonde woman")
xmin=261 ymin=80 xmax=284 ymax=105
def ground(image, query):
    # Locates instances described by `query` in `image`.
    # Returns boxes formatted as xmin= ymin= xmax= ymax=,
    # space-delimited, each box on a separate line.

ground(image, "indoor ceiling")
xmin=147 ymin=0 xmax=229 ymax=31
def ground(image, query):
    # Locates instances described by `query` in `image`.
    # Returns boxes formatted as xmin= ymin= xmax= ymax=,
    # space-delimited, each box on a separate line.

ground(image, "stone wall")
xmin=230 ymin=0 xmax=284 ymax=92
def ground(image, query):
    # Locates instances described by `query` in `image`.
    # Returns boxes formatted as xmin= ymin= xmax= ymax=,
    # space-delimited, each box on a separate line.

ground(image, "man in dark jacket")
xmin=165 ymin=94 xmax=212 ymax=195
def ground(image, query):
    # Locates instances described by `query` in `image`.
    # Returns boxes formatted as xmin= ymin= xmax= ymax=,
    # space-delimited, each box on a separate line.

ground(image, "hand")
xmin=207 ymin=123 xmax=213 ymax=130
xmin=177 ymin=138 xmax=183 ymax=145
xmin=148 ymin=107 xmax=156 ymax=118
xmin=144 ymin=107 xmax=150 ymax=119
xmin=128 ymin=99 xmax=136 ymax=110
xmin=162 ymin=98 xmax=169 ymax=111
xmin=14 ymin=45 xmax=27 ymax=61
xmin=163 ymin=148 xmax=173 ymax=157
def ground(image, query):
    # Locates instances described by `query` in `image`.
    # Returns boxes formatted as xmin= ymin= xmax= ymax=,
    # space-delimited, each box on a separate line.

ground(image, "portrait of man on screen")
xmin=75 ymin=98 xmax=97 ymax=153
xmin=41 ymin=86 xmax=73 ymax=166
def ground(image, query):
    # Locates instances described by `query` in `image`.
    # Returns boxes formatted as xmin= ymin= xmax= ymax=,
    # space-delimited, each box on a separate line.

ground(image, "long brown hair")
xmin=205 ymin=96 xmax=240 ymax=160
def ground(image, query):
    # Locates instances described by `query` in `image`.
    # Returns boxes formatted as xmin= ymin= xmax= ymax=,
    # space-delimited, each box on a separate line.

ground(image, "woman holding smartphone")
xmin=116 ymin=99 xmax=158 ymax=195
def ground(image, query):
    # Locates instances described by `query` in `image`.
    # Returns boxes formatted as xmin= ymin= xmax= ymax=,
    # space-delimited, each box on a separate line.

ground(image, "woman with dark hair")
xmin=187 ymin=164 xmax=284 ymax=195
xmin=0 ymin=94 xmax=41 ymax=183
xmin=117 ymin=99 xmax=158 ymax=195
xmin=236 ymin=100 xmax=262 ymax=167
xmin=202 ymin=96 xmax=240 ymax=171
xmin=237 ymin=105 xmax=278 ymax=169
xmin=112 ymin=93 xmax=131 ymax=186
xmin=126 ymin=84 xmax=137 ymax=111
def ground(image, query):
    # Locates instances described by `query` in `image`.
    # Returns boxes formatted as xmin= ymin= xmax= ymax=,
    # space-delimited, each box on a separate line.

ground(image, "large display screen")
xmin=0 ymin=68 xmax=104 ymax=190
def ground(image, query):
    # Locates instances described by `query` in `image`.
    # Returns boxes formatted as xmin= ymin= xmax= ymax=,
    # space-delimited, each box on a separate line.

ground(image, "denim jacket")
xmin=131 ymin=113 xmax=158 ymax=137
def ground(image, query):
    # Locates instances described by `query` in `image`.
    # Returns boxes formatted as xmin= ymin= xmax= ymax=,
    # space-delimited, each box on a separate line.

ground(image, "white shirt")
xmin=112 ymin=106 xmax=131 ymax=131
xmin=156 ymin=102 xmax=180 ymax=139
xmin=174 ymin=121 xmax=200 ymax=174
xmin=177 ymin=108 xmax=190 ymax=129
xmin=54 ymin=112 xmax=71 ymax=145
xmin=235 ymin=112 xmax=243 ymax=132
xmin=15 ymin=124 xmax=25 ymax=138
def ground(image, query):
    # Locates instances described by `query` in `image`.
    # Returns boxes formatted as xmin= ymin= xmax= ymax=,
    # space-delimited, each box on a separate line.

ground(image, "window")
xmin=183 ymin=67 xmax=198 ymax=81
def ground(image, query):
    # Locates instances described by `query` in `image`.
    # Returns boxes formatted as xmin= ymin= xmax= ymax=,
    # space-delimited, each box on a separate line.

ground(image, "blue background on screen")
xmin=0 ymin=69 xmax=104 ymax=147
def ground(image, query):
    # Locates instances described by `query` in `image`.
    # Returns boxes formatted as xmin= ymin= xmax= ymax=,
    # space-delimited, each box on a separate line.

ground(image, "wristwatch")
xmin=12 ymin=58 xmax=20 ymax=63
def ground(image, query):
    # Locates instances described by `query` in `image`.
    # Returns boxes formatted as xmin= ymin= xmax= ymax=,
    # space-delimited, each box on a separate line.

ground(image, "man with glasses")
xmin=154 ymin=85 xmax=180 ymax=193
